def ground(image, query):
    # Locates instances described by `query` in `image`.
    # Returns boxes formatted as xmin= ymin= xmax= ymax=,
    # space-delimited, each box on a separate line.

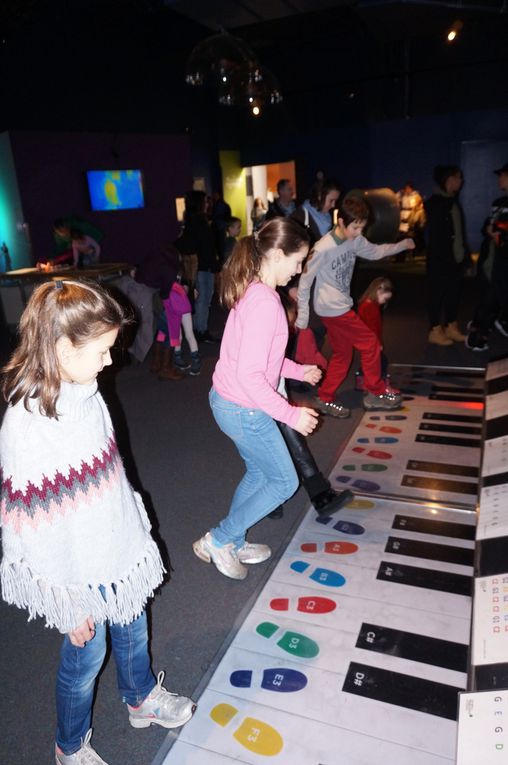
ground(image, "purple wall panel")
xmin=9 ymin=131 xmax=192 ymax=265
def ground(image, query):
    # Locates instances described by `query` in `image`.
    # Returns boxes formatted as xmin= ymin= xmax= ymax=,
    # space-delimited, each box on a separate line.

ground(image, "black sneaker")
xmin=465 ymin=332 xmax=489 ymax=351
xmin=312 ymin=488 xmax=354 ymax=516
xmin=189 ymin=352 xmax=202 ymax=376
xmin=174 ymin=352 xmax=190 ymax=371
xmin=312 ymin=397 xmax=350 ymax=419
xmin=363 ymin=389 xmax=402 ymax=411
xmin=495 ymin=319 xmax=508 ymax=338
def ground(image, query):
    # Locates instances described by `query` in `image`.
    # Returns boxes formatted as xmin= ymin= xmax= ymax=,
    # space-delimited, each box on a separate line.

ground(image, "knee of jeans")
xmin=273 ymin=466 xmax=299 ymax=502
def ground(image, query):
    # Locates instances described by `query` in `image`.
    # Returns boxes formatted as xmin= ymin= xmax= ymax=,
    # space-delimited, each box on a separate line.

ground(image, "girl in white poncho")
xmin=0 ymin=280 xmax=194 ymax=765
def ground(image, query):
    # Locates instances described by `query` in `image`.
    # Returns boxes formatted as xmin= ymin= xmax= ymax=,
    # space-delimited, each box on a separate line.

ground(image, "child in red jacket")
xmin=356 ymin=277 xmax=394 ymax=391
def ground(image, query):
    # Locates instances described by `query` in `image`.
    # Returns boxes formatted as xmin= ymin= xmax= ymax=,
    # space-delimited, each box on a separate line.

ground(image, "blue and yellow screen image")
xmin=87 ymin=170 xmax=145 ymax=211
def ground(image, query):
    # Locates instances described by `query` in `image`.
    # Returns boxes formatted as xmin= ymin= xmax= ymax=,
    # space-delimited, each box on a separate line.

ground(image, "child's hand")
xmin=68 ymin=616 xmax=96 ymax=648
xmin=403 ymin=238 xmax=415 ymax=250
xmin=302 ymin=364 xmax=322 ymax=385
xmin=294 ymin=406 xmax=319 ymax=436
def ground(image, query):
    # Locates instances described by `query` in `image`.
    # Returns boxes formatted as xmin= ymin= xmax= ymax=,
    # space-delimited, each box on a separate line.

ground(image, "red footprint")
xmin=352 ymin=447 xmax=393 ymax=459
xmin=270 ymin=596 xmax=336 ymax=614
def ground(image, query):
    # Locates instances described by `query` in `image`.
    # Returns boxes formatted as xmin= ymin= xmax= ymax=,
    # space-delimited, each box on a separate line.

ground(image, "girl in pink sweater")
xmin=193 ymin=218 xmax=321 ymax=580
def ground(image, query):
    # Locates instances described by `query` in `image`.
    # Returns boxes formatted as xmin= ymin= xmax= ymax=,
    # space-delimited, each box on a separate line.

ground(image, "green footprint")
xmin=342 ymin=463 xmax=388 ymax=472
xmin=256 ymin=621 xmax=319 ymax=658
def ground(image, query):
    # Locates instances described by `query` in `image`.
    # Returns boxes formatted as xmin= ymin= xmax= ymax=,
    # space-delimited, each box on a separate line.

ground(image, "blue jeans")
xmin=209 ymin=388 xmax=299 ymax=547
xmin=55 ymin=611 xmax=155 ymax=755
xmin=194 ymin=271 xmax=215 ymax=333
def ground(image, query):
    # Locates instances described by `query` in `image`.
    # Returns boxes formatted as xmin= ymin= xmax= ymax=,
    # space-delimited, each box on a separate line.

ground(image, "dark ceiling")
xmin=1 ymin=0 xmax=507 ymax=138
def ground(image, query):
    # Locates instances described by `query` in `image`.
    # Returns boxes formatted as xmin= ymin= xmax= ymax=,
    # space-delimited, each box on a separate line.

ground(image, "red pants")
xmin=318 ymin=310 xmax=384 ymax=402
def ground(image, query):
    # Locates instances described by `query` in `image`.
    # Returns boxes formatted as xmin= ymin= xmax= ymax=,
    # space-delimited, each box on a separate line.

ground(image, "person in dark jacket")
xmin=265 ymin=179 xmax=297 ymax=221
xmin=466 ymin=162 xmax=508 ymax=350
xmin=425 ymin=165 xmax=469 ymax=346
xmin=176 ymin=190 xmax=220 ymax=343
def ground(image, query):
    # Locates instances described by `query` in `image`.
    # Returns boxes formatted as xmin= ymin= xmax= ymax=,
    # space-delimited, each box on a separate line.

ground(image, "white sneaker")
xmin=128 ymin=671 xmax=196 ymax=729
xmin=55 ymin=730 xmax=108 ymax=765
xmin=193 ymin=532 xmax=248 ymax=579
xmin=237 ymin=541 xmax=271 ymax=564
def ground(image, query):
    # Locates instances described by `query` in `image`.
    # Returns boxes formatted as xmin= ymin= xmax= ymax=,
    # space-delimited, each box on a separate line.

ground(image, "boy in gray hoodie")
xmin=296 ymin=196 xmax=414 ymax=417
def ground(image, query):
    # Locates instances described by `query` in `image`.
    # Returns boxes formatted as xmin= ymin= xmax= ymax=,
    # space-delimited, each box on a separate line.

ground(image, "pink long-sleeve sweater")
xmin=212 ymin=281 xmax=306 ymax=428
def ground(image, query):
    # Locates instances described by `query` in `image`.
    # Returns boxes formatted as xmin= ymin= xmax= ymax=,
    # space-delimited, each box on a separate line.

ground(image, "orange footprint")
xmin=210 ymin=703 xmax=284 ymax=756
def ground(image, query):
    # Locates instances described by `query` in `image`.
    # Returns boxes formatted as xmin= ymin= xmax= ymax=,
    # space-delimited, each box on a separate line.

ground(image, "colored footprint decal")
xmin=365 ymin=424 xmax=402 ymax=433
xmin=316 ymin=517 xmax=366 ymax=534
xmin=344 ymin=498 xmax=375 ymax=510
xmin=357 ymin=436 xmax=398 ymax=444
xmin=230 ymin=667 xmax=308 ymax=693
xmin=210 ymin=703 xmax=283 ymax=756
xmin=290 ymin=560 xmax=346 ymax=587
xmin=301 ymin=540 xmax=358 ymax=555
xmin=335 ymin=476 xmax=381 ymax=492
xmin=270 ymin=595 xmax=336 ymax=614
xmin=342 ymin=463 xmax=387 ymax=472
xmin=352 ymin=447 xmax=392 ymax=459
xmin=257 ymin=621 xmax=319 ymax=658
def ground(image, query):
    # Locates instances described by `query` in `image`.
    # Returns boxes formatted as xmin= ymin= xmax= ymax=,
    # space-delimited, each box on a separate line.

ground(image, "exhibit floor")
xmin=157 ymin=369 xmax=478 ymax=764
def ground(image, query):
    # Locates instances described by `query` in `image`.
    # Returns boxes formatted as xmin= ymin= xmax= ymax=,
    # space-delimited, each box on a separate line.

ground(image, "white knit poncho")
xmin=0 ymin=381 xmax=165 ymax=633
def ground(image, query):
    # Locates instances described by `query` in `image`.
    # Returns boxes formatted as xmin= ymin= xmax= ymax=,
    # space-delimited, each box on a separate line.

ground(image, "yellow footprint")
xmin=210 ymin=702 xmax=283 ymax=756
xmin=345 ymin=498 xmax=376 ymax=510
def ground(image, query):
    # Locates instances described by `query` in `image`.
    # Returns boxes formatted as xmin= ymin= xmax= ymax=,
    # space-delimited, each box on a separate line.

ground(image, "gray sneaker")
xmin=55 ymin=730 xmax=108 ymax=765
xmin=237 ymin=541 xmax=271 ymax=564
xmin=128 ymin=671 xmax=196 ymax=729
xmin=193 ymin=532 xmax=247 ymax=579
xmin=312 ymin=397 xmax=350 ymax=419
xmin=363 ymin=389 xmax=403 ymax=410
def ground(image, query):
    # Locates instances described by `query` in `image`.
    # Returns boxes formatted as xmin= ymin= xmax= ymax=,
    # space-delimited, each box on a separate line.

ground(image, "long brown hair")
xmin=220 ymin=217 xmax=309 ymax=309
xmin=358 ymin=276 xmax=393 ymax=305
xmin=2 ymin=279 xmax=127 ymax=418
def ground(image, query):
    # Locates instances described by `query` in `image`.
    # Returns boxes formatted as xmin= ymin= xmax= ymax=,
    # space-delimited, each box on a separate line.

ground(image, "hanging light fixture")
xmin=185 ymin=31 xmax=283 ymax=111
xmin=185 ymin=31 xmax=258 ymax=88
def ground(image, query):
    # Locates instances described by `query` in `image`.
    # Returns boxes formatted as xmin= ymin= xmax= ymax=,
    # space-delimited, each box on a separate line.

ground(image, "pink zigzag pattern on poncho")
xmin=0 ymin=436 xmax=122 ymax=533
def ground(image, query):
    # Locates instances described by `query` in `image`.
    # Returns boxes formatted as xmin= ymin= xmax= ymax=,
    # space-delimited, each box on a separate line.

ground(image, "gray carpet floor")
xmin=1 ymin=259 xmax=505 ymax=764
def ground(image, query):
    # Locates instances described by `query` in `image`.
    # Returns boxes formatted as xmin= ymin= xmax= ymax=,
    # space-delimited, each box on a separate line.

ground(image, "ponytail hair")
xmin=220 ymin=218 xmax=310 ymax=309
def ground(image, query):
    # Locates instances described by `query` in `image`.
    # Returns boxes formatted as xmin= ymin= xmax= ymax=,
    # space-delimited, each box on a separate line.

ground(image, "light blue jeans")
xmin=194 ymin=271 xmax=215 ymax=333
xmin=55 ymin=611 xmax=155 ymax=755
xmin=209 ymin=388 xmax=299 ymax=547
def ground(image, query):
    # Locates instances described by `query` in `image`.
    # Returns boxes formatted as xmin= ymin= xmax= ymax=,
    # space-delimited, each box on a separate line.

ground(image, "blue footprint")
xmin=290 ymin=560 xmax=346 ymax=587
xmin=357 ymin=436 xmax=398 ymax=444
xmin=316 ymin=517 xmax=366 ymax=535
xmin=231 ymin=668 xmax=307 ymax=693
xmin=335 ymin=476 xmax=381 ymax=492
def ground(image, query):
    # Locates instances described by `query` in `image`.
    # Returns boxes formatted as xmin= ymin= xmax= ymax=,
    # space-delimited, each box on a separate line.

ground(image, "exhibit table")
xmin=0 ymin=262 xmax=132 ymax=326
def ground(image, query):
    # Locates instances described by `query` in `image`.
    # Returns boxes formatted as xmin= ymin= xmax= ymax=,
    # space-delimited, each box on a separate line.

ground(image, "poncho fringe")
xmin=1 ymin=539 xmax=165 ymax=634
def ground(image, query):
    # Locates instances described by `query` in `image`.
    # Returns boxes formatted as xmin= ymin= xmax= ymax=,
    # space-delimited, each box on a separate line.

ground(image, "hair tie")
xmin=54 ymin=280 xmax=63 ymax=289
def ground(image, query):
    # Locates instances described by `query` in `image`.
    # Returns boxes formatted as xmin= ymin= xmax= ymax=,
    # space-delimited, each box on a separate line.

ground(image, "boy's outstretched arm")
xmin=355 ymin=235 xmax=414 ymax=261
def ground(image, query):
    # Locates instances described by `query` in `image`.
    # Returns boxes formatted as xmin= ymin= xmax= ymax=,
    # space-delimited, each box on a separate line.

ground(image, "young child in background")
xmin=222 ymin=216 xmax=242 ymax=264
xmin=193 ymin=218 xmax=321 ymax=580
xmin=355 ymin=276 xmax=393 ymax=391
xmin=0 ymin=280 xmax=195 ymax=765
xmin=297 ymin=196 xmax=414 ymax=417
xmin=163 ymin=278 xmax=202 ymax=376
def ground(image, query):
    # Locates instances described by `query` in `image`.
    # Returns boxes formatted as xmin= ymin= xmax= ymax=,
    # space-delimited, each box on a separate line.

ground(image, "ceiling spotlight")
xmin=252 ymin=105 xmax=260 ymax=116
xmin=446 ymin=20 xmax=463 ymax=43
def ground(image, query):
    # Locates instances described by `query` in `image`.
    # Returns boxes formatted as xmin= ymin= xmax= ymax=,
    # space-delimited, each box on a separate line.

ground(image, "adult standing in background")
xmin=292 ymin=177 xmax=340 ymax=246
xmin=396 ymin=181 xmax=426 ymax=261
xmin=251 ymin=197 xmax=267 ymax=231
xmin=210 ymin=190 xmax=232 ymax=263
xmin=176 ymin=190 xmax=220 ymax=344
xmin=425 ymin=165 xmax=469 ymax=346
xmin=265 ymin=179 xmax=297 ymax=220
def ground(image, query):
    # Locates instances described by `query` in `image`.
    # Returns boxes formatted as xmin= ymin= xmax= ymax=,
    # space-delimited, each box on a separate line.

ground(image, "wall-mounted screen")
xmin=86 ymin=170 xmax=144 ymax=211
